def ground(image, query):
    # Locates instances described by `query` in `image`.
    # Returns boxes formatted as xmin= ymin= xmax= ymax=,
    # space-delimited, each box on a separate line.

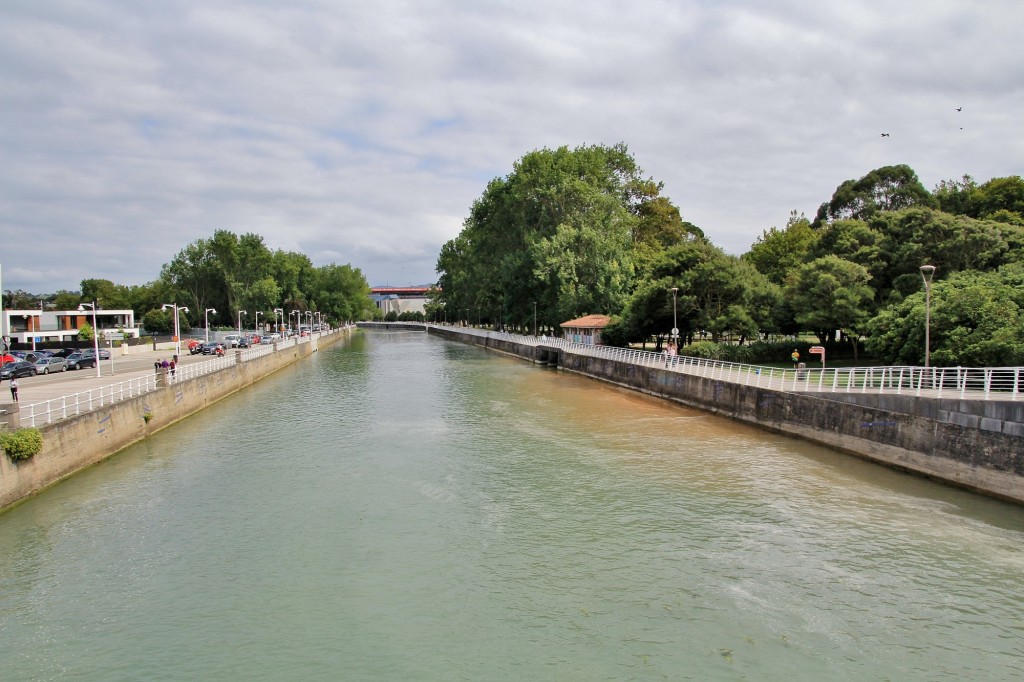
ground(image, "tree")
xmin=77 ymin=321 xmax=94 ymax=341
xmin=744 ymin=211 xmax=818 ymax=285
xmin=866 ymin=266 xmax=1024 ymax=366
xmin=436 ymin=143 xmax=683 ymax=331
xmin=142 ymin=309 xmax=174 ymax=335
xmin=813 ymin=164 xmax=937 ymax=227
xmin=786 ymin=256 xmax=874 ymax=356
xmin=80 ymin=279 xmax=131 ymax=309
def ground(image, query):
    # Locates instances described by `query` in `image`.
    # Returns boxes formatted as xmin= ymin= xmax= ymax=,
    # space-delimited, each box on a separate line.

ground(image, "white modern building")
xmin=1 ymin=308 xmax=140 ymax=347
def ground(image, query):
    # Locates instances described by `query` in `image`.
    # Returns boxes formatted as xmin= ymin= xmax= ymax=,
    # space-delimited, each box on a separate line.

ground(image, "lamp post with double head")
xmin=273 ymin=308 xmax=283 ymax=337
xmin=204 ymin=308 xmax=217 ymax=344
xmin=919 ymin=265 xmax=937 ymax=369
xmin=161 ymin=304 xmax=189 ymax=358
xmin=77 ymin=302 xmax=102 ymax=378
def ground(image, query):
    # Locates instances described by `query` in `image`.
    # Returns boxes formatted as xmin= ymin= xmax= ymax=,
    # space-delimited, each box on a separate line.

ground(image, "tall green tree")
xmin=744 ymin=211 xmax=818 ymax=285
xmin=786 ymin=255 xmax=875 ymax=356
xmin=813 ymin=164 xmax=937 ymax=227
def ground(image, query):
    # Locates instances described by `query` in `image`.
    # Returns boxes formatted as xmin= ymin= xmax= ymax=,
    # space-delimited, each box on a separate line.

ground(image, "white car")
xmin=223 ymin=335 xmax=243 ymax=347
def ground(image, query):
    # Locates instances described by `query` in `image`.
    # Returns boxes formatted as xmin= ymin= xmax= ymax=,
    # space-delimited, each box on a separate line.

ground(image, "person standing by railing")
xmin=10 ymin=377 xmax=19 ymax=402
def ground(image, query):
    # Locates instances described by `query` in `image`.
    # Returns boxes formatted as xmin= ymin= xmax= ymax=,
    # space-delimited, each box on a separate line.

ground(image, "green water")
xmin=1 ymin=331 xmax=1022 ymax=680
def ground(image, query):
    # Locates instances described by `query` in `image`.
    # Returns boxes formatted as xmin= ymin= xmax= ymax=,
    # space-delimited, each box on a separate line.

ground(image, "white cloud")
xmin=1 ymin=0 xmax=1022 ymax=293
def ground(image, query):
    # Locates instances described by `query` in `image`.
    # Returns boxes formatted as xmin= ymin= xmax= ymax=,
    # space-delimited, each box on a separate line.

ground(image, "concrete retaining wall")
xmin=0 ymin=328 xmax=353 ymax=512
xmin=428 ymin=326 xmax=1024 ymax=504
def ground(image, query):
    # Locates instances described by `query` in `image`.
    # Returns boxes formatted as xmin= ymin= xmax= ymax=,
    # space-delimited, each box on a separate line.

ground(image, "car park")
xmin=1 ymin=361 xmax=37 ymax=380
xmin=65 ymin=353 xmax=97 ymax=370
xmin=33 ymin=357 xmax=67 ymax=374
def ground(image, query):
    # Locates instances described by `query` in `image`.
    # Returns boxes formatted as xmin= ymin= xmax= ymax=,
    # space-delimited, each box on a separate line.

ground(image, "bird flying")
xmin=881 ymin=133 xmax=890 ymax=137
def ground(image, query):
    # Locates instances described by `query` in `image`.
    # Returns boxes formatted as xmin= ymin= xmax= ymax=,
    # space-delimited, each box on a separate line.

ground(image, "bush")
xmin=0 ymin=428 xmax=43 ymax=461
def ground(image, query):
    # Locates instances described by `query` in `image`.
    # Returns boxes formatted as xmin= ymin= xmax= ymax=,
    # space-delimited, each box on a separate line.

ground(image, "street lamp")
xmin=204 ymin=307 xmax=217 ymax=344
xmin=254 ymin=311 xmax=262 ymax=337
xmin=237 ymin=310 xmax=247 ymax=338
xmin=533 ymin=301 xmax=537 ymax=337
xmin=670 ymin=287 xmax=679 ymax=347
xmin=273 ymin=308 xmax=283 ymax=336
xmin=77 ymin=302 xmax=101 ymax=378
xmin=305 ymin=310 xmax=312 ymax=334
xmin=920 ymin=265 xmax=937 ymax=368
xmin=161 ymin=304 xmax=189 ymax=358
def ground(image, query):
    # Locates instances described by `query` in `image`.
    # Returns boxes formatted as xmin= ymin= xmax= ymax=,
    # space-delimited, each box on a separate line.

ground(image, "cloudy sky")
xmin=2 ymin=0 xmax=1021 ymax=294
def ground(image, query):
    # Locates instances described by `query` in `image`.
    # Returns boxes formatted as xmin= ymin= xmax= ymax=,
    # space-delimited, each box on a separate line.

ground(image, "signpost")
xmin=809 ymin=345 xmax=826 ymax=368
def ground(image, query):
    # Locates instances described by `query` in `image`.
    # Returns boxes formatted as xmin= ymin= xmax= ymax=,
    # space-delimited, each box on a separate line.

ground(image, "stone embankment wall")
xmin=427 ymin=325 xmax=1024 ymax=504
xmin=1 ymin=329 xmax=353 ymax=512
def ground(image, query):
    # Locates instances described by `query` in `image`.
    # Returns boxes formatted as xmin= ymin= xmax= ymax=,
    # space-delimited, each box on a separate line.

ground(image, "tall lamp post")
xmin=204 ymin=307 xmax=217 ymax=344
xmin=254 ymin=311 xmax=262 ymax=337
xmin=920 ymin=265 xmax=937 ymax=368
xmin=237 ymin=310 xmax=247 ymax=338
xmin=274 ymin=308 xmax=283 ymax=336
xmin=161 ymin=304 xmax=189 ymax=358
xmin=77 ymin=302 xmax=102 ymax=378
xmin=670 ymin=287 xmax=679 ymax=347
xmin=533 ymin=301 xmax=537 ymax=337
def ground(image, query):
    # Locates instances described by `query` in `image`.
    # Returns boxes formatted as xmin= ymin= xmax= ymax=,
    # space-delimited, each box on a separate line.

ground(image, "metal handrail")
xmin=421 ymin=323 xmax=1023 ymax=401
xmin=21 ymin=375 xmax=159 ymax=426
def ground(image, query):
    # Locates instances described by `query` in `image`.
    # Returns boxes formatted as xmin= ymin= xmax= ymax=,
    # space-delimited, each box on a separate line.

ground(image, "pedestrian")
xmin=10 ymin=377 xmax=19 ymax=402
xmin=154 ymin=360 xmax=160 ymax=373
xmin=160 ymin=358 xmax=169 ymax=370
xmin=791 ymin=349 xmax=800 ymax=367
xmin=169 ymin=359 xmax=176 ymax=377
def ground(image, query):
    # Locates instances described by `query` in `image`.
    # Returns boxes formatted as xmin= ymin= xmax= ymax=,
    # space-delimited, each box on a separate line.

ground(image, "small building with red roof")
xmin=559 ymin=314 xmax=612 ymax=346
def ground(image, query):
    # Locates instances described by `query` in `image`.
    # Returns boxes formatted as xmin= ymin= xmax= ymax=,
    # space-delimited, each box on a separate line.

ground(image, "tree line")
xmin=5 ymin=230 xmax=375 ymax=334
xmin=434 ymin=144 xmax=1024 ymax=366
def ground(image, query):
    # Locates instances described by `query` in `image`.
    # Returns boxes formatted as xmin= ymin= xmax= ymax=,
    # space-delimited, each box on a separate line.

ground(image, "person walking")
xmin=10 ymin=377 xmax=19 ymax=402
xmin=791 ymin=349 xmax=800 ymax=367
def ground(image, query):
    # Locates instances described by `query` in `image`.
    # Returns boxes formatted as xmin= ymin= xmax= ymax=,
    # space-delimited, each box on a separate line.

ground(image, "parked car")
xmin=1 ymin=361 xmax=37 ymax=380
xmin=34 ymin=350 xmax=54 ymax=358
xmin=237 ymin=337 xmax=252 ymax=348
xmin=0 ymin=353 xmax=15 ymax=365
xmin=10 ymin=351 xmax=39 ymax=363
xmin=65 ymin=353 xmax=98 ymax=370
xmin=81 ymin=348 xmax=112 ymax=360
xmin=223 ymin=334 xmax=243 ymax=347
xmin=33 ymin=357 xmax=67 ymax=374
xmin=50 ymin=348 xmax=81 ymax=358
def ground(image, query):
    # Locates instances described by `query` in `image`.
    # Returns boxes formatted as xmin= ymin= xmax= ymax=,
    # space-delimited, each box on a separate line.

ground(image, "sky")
xmin=1 ymin=0 xmax=1022 ymax=294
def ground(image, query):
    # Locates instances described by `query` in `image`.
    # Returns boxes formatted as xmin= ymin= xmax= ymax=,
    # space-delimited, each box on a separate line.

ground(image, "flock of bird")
xmin=881 ymin=107 xmax=962 ymax=137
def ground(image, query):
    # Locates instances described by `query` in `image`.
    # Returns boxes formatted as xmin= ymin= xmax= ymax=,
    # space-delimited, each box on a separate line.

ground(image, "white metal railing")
xmin=20 ymin=375 xmax=159 ymax=426
xmin=419 ymin=323 xmax=1023 ymax=401
xmin=19 ymin=325 xmax=354 ymax=427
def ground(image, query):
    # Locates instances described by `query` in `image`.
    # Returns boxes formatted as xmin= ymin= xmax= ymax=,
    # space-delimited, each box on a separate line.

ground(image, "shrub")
xmin=0 ymin=428 xmax=44 ymax=461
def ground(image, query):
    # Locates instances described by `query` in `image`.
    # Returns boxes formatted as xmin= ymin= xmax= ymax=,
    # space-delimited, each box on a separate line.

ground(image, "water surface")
xmin=1 ymin=331 xmax=1022 ymax=680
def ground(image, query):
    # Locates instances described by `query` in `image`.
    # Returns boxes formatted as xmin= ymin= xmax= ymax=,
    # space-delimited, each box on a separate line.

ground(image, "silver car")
xmin=34 ymin=356 xmax=67 ymax=374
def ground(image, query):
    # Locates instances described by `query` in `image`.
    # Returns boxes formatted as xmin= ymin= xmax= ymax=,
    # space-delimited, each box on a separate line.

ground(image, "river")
xmin=1 ymin=329 xmax=1022 ymax=680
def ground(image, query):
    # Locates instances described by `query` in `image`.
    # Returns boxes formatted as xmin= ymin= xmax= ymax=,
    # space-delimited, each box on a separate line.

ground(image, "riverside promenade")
xmin=365 ymin=322 xmax=1024 ymax=504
